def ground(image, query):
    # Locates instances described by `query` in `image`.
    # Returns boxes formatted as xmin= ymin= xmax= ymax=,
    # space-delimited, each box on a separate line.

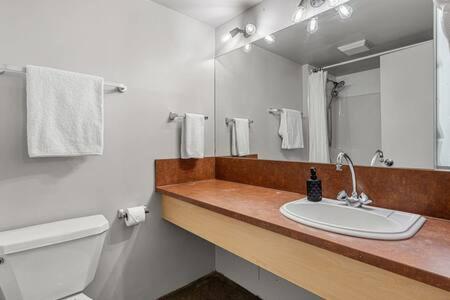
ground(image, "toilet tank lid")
xmin=0 ymin=215 xmax=109 ymax=255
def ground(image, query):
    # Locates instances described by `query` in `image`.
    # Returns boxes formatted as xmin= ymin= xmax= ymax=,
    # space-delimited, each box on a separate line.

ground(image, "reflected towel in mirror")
xmin=279 ymin=109 xmax=304 ymax=150
xmin=231 ymin=118 xmax=250 ymax=156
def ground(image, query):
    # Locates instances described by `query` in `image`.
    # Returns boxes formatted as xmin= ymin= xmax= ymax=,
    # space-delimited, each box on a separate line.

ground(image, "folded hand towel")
xmin=26 ymin=65 xmax=104 ymax=157
xmin=181 ymin=113 xmax=205 ymax=159
xmin=279 ymin=108 xmax=304 ymax=150
xmin=231 ymin=118 xmax=250 ymax=156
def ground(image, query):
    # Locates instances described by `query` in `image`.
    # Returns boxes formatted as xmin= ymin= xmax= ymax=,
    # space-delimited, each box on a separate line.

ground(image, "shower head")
xmin=334 ymin=80 xmax=345 ymax=90
xmin=330 ymin=80 xmax=345 ymax=97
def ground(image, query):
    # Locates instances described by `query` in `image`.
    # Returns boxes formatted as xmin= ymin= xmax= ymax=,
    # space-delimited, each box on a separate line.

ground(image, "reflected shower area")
xmin=215 ymin=0 xmax=435 ymax=169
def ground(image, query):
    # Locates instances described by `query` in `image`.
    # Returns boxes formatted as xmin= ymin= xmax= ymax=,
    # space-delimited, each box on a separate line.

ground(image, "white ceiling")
xmin=152 ymin=0 xmax=263 ymax=27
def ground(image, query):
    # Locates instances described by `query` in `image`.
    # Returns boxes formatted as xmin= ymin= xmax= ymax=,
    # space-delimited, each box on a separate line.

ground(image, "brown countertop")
xmin=157 ymin=179 xmax=450 ymax=292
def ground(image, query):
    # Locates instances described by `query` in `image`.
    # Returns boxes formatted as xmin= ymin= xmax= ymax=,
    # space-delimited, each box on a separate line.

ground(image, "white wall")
xmin=330 ymin=69 xmax=382 ymax=166
xmin=380 ymin=41 xmax=434 ymax=169
xmin=215 ymin=45 xmax=307 ymax=161
xmin=216 ymin=248 xmax=319 ymax=300
xmin=0 ymin=0 xmax=215 ymax=299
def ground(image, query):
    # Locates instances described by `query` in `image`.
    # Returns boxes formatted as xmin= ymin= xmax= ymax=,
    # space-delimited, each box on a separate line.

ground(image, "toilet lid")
xmin=62 ymin=293 xmax=92 ymax=300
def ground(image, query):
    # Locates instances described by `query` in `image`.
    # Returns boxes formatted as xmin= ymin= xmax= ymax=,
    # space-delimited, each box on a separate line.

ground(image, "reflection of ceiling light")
xmin=328 ymin=0 xmax=341 ymax=7
xmin=222 ymin=24 xmax=257 ymax=43
xmin=243 ymin=43 xmax=253 ymax=53
xmin=310 ymin=0 xmax=326 ymax=7
xmin=307 ymin=17 xmax=319 ymax=34
xmin=245 ymin=24 xmax=257 ymax=36
xmin=291 ymin=1 xmax=354 ymax=35
xmin=264 ymin=35 xmax=276 ymax=44
xmin=293 ymin=0 xmax=306 ymax=23
xmin=222 ymin=33 xmax=233 ymax=43
xmin=337 ymin=4 xmax=353 ymax=19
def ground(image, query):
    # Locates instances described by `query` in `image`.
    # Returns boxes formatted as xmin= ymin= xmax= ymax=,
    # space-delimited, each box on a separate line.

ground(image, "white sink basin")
xmin=280 ymin=198 xmax=426 ymax=240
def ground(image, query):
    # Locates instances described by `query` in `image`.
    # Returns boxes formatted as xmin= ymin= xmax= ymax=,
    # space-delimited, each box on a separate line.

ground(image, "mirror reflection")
xmin=215 ymin=0 xmax=434 ymax=169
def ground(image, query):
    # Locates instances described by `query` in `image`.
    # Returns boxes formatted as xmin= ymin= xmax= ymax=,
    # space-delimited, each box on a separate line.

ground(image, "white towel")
xmin=26 ymin=65 xmax=104 ymax=157
xmin=181 ymin=113 xmax=205 ymax=159
xmin=279 ymin=108 xmax=304 ymax=150
xmin=231 ymin=118 xmax=250 ymax=156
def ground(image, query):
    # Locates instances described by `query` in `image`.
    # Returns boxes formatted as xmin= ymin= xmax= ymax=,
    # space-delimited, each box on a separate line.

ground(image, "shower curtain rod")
xmin=314 ymin=40 xmax=431 ymax=72
xmin=0 ymin=64 xmax=127 ymax=93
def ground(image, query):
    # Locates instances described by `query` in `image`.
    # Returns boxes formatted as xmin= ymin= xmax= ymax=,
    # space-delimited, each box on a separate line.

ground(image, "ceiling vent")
xmin=338 ymin=40 xmax=371 ymax=56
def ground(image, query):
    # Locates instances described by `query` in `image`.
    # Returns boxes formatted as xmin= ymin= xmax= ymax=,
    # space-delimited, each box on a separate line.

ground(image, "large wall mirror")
xmin=215 ymin=0 xmax=439 ymax=169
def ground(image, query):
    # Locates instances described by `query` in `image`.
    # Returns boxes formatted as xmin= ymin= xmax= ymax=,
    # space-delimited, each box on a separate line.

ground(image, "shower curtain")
xmin=308 ymin=70 xmax=330 ymax=163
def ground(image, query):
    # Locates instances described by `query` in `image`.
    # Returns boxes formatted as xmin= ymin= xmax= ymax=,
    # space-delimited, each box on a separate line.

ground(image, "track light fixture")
xmin=336 ymin=4 xmax=353 ymax=19
xmin=329 ymin=0 xmax=341 ymax=7
xmin=222 ymin=23 xmax=257 ymax=43
xmin=307 ymin=17 xmax=319 ymax=33
xmin=310 ymin=0 xmax=326 ymax=7
xmin=293 ymin=0 xmax=306 ymax=23
xmin=292 ymin=0 xmax=354 ymax=34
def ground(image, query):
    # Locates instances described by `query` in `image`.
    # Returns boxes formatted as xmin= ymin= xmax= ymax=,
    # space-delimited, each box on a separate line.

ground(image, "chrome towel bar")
xmin=0 ymin=64 xmax=127 ymax=93
xmin=168 ymin=112 xmax=208 ymax=121
xmin=225 ymin=117 xmax=254 ymax=126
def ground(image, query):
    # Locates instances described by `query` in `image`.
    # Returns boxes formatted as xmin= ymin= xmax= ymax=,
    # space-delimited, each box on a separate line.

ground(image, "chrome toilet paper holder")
xmin=117 ymin=206 xmax=150 ymax=220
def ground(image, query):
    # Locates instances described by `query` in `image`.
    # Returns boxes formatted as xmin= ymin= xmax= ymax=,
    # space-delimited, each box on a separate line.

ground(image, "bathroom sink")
xmin=280 ymin=198 xmax=426 ymax=240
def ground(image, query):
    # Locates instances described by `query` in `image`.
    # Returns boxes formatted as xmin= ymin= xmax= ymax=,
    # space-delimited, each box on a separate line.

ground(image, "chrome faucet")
xmin=335 ymin=152 xmax=372 ymax=208
xmin=370 ymin=149 xmax=394 ymax=167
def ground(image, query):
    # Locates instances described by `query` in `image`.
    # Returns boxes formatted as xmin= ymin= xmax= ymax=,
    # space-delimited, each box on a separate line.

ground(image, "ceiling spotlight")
xmin=222 ymin=24 xmax=257 ymax=43
xmin=337 ymin=4 xmax=353 ymax=19
xmin=243 ymin=43 xmax=253 ymax=53
xmin=293 ymin=0 xmax=306 ymax=23
xmin=307 ymin=17 xmax=319 ymax=34
xmin=245 ymin=24 xmax=257 ymax=36
xmin=264 ymin=35 xmax=276 ymax=44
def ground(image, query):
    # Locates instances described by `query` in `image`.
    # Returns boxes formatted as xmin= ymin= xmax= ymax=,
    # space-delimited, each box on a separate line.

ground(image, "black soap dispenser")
xmin=307 ymin=167 xmax=322 ymax=202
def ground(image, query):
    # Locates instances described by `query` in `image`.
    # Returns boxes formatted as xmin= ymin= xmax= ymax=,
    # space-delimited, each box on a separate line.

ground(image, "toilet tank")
xmin=0 ymin=215 xmax=109 ymax=300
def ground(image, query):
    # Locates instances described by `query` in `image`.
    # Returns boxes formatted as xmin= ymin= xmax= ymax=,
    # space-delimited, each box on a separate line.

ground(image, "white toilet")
xmin=0 ymin=215 xmax=109 ymax=300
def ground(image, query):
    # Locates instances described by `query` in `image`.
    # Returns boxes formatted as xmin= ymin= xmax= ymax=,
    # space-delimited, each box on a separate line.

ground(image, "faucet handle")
xmin=337 ymin=190 xmax=348 ymax=202
xmin=358 ymin=193 xmax=372 ymax=206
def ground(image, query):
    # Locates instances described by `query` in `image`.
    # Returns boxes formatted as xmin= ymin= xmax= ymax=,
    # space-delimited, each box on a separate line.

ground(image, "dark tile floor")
xmin=159 ymin=272 xmax=262 ymax=300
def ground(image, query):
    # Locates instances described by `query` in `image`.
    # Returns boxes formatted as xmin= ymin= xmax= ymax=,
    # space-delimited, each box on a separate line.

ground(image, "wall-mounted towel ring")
xmin=225 ymin=118 xmax=254 ymax=126
xmin=169 ymin=112 xmax=208 ymax=121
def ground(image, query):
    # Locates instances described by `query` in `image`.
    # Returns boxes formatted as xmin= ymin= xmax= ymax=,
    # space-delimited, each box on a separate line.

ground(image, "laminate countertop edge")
xmin=156 ymin=179 xmax=450 ymax=292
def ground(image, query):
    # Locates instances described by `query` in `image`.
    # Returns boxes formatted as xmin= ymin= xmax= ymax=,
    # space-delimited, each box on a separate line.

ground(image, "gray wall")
xmin=0 ymin=0 xmax=215 ymax=299
xmin=330 ymin=69 xmax=382 ymax=166
xmin=380 ymin=41 xmax=434 ymax=169
xmin=215 ymin=45 xmax=307 ymax=161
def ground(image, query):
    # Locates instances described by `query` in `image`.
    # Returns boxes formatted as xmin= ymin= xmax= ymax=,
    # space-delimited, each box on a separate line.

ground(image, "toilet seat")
xmin=62 ymin=293 xmax=92 ymax=300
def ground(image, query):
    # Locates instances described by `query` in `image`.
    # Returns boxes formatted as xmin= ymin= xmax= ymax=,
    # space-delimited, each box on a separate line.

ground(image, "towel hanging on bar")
xmin=225 ymin=117 xmax=254 ymax=126
xmin=269 ymin=108 xmax=304 ymax=117
xmin=0 ymin=64 xmax=127 ymax=93
xmin=169 ymin=112 xmax=209 ymax=121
